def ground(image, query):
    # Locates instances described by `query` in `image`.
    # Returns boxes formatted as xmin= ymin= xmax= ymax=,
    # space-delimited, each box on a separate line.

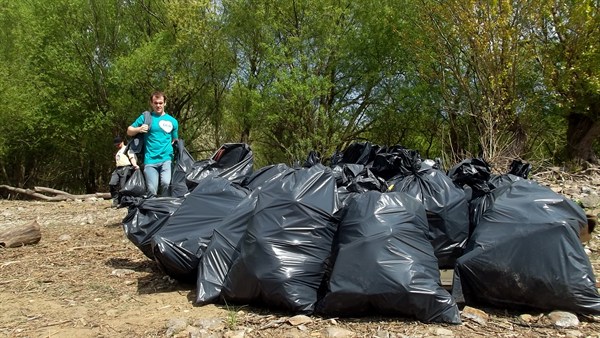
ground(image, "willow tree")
xmin=417 ymin=0 xmax=540 ymax=166
xmin=0 ymin=0 xmax=139 ymax=191
xmin=220 ymin=0 xmax=419 ymax=165
xmin=531 ymin=0 xmax=600 ymax=165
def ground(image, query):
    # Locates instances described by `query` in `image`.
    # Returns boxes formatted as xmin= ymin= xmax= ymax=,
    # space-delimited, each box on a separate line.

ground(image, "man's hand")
xmin=139 ymin=124 xmax=149 ymax=133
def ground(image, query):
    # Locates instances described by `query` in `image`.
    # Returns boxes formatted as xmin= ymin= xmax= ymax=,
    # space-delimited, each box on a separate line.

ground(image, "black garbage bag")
xmin=151 ymin=177 xmax=251 ymax=283
xmin=447 ymin=158 xmax=493 ymax=197
xmin=389 ymin=151 xmax=469 ymax=269
xmin=170 ymin=139 xmax=196 ymax=198
xmin=508 ymin=159 xmax=532 ymax=178
xmin=196 ymin=164 xmax=294 ymax=304
xmin=186 ymin=143 xmax=253 ymax=191
xmin=221 ymin=164 xmax=339 ymax=314
xmin=120 ymin=169 xmax=147 ymax=197
xmin=122 ymin=197 xmax=184 ymax=259
xmin=332 ymin=142 xmax=379 ymax=166
xmin=303 ymin=150 xmax=322 ymax=168
xmin=316 ymin=191 xmax=461 ymax=324
xmin=196 ymin=192 xmax=259 ymax=305
xmin=332 ymin=164 xmax=387 ymax=208
xmin=241 ymin=164 xmax=290 ymax=190
xmin=452 ymin=179 xmax=600 ymax=314
xmin=370 ymin=145 xmax=422 ymax=180
xmin=447 ymin=158 xmax=524 ymax=235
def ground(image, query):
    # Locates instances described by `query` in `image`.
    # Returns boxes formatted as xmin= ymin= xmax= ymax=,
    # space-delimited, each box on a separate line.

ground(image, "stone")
xmin=58 ymin=234 xmax=72 ymax=241
xmin=166 ymin=318 xmax=189 ymax=337
xmin=461 ymin=306 xmax=489 ymax=325
xmin=519 ymin=314 xmax=533 ymax=323
xmin=288 ymin=315 xmax=312 ymax=326
xmin=547 ymin=311 xmax=579 ymax=328
xmin=580 ymin=194 xmax=600 ymax=209
xmin=223 ymin=330 xmax=245 ymax=338
xmin=193 ymin=317 xmax=224 ymax=330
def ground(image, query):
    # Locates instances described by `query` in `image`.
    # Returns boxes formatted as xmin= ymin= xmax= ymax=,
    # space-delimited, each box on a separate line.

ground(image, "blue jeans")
xmin=144 ymin=161 xmax=172 ymax=197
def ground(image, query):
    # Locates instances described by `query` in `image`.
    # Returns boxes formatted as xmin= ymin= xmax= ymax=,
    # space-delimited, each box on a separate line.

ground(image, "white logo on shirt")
xmin=159 ymin=120 xmax=173 ymax=133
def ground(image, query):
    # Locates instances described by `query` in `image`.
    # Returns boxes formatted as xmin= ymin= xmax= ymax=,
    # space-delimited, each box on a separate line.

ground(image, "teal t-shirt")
xmin=131 ymin=111 xmax=179 ymax=164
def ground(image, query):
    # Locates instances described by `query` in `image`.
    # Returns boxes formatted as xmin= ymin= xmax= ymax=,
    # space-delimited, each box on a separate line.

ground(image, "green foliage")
xmin=1 ymin=0 xmax=599 ymax=192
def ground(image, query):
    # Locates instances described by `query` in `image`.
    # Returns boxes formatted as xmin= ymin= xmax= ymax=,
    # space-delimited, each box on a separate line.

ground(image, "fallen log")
xmin=0 ymin=220 xmax=41 ymax=248
xmin=34 ymin=186 xmax=72 ymax=196
xmin=0 ymin=185 xmax=110 ymax=201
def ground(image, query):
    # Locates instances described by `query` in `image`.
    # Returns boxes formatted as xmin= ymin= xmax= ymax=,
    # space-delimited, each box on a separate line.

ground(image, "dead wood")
xmin=0 ymin=220 xmax=41 ymax=248
xmin=0 ymin=185 xmax=110 ymax=201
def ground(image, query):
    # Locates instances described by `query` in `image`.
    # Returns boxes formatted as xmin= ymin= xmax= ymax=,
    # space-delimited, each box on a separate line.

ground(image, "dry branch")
xmin=0 ymin=220 xmax=41 ymax=248
xmin=0 ymin=185 xmax=110 ymax=201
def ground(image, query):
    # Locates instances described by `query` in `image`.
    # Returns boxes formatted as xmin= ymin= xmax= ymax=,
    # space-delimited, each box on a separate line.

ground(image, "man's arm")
xmin=127 ymin=114 xmax=149 ymax=136
xmin=127 ymin=124 xmax=148 ymax=136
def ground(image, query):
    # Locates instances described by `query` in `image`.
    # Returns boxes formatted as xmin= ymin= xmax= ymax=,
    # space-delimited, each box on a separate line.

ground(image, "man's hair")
xmin=150 ymin=91 xmax=166 ymax=102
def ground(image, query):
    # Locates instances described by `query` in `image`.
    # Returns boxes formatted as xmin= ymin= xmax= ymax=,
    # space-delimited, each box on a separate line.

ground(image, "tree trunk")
xmin=0 ymin=220 xmax=41 ymax=248
xmin=565 ymin=112 xmax=600 ymax=164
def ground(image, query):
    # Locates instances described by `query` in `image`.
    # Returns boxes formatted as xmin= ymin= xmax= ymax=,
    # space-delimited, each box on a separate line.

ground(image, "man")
xmin=127 ymin=91 xmax=179 ymax=197
xmin=109 ymin=136 xmax=138 ymax=207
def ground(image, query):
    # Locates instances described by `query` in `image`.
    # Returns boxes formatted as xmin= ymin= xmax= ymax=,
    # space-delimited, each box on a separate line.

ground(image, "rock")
xmin=581 ymin=194 xmax=600 ymax=209
xmin=519 ymin=314 xmax=533 ymax=323
xmin=189 ymin=328 xmax=219 ymax=338
xmin=58 ymin=234 xmax=72 ymax=241
xmin=374 ymin=330 xmax=391 ymax=338
xmin=193 ymin=317 xmax=224 ymax=331
xmin=461 ymin=306 xmax=489 ymax=325
xmin=547 ymin=311 xmax=579 ymax=328
xmin=223 ymin=329 xmax=245 ymax=338
xmin=166 ymin=318 xmax=189 ymax=337
xmin=288 ymin=315 xmax=312 ymax=326
xmin=324 ymin=326 xmax=356 ymax=338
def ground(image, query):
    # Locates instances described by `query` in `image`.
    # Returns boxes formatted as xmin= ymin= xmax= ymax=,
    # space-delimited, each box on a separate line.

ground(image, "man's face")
xmin=150 ymin=95 xmax=166 ymax=114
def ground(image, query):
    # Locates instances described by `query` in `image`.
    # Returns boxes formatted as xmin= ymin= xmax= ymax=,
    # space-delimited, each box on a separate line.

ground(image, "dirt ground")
xmin=2 ymin=197 xmax=600 ymax=338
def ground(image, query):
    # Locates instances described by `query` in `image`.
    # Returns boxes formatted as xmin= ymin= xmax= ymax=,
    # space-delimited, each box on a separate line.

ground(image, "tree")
xmin=416 ymin=0 xmax=540 ymax=166
xmin=532 ymin=0 xmax=600 ymax=164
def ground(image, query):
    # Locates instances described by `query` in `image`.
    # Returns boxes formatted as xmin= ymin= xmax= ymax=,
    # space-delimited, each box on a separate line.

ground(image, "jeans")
xmin=144 ymin=161 xmax=172 ymax=197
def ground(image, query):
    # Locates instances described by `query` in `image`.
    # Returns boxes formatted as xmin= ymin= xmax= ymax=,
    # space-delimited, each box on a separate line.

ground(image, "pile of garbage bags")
xmin=120 ymin=142 xmax=600 ymax=324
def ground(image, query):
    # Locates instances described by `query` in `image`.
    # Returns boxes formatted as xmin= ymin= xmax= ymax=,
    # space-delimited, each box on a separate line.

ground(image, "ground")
xmin=1 ymin=192 xmax=600 ymax=337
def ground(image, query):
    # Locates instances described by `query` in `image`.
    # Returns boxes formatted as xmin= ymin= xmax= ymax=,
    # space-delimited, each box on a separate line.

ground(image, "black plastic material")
xmin=121 ymin=197 xmax=184 ymax=259
xmin=221 ymin=164 xmax=339 ymax=314
xmin=317 ymin=191 xmax=461 ymax=324
xmin=389 ymin=153 xmax=469 ymax=269
xmin=186 ymin=143 xmax=253 ymax=191
xmin=151 ymin=177 xmax=251 ymax=283
xmin=170 ymin=139 xmax=196 ymax=198
xmin=195 ymin=192 xmax=259 ymax=305
xmin=452 ymin=179 xmax=600 ymax=314
xmin=120 ymin=169 xmax=147 ymax=197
